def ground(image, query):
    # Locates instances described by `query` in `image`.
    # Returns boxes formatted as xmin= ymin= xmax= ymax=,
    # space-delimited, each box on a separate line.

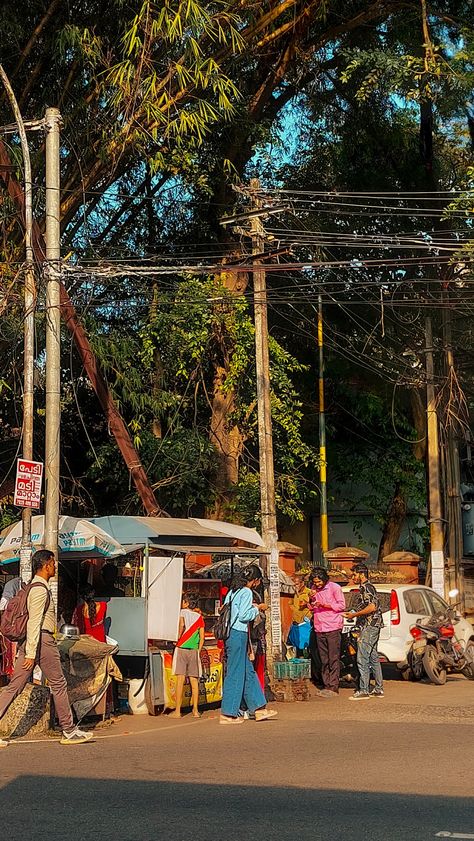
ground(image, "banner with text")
xmin=14 ymin=459 xmax=43 ymax=509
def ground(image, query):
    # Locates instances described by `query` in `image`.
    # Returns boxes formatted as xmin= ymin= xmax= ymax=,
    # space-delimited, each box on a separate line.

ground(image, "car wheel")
xmin=462 ymin=640 xmax=474 ymax=680
xmin=423 ymin=646 xmax=447 ymax=685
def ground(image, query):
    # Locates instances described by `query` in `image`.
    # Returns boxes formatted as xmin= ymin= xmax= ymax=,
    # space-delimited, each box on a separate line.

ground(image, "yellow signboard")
xmin=162 ymin=647 xmax=223 ymax=709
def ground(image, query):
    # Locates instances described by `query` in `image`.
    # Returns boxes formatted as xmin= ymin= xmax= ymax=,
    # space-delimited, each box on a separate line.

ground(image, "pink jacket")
xmin=310 ymin=581 xmax=345 ymax=633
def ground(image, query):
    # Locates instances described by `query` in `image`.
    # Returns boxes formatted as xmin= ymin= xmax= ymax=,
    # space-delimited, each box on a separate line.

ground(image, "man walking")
xmin=344 ymin=563 xmax=384 ymax=701
xmin=0 ymin=549 xmax=93 ymax=746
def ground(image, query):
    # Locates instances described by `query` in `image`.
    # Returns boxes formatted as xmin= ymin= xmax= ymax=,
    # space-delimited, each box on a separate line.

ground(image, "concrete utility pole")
xmin=44 ymin=107 xmax=62 ymax=603
xmin=441 ymin=290 xmax=464 ymax=608
xmin=0 ymin=137 xmax=162 ymax=517
xmin=317 ymin=294 xmax=329 ymax=559
xmin=0 ymin=66 xmax=36 ymax=584
xmin=425 ymin=316 xmax=445 ymax=597
xmin=250 ymin=179 xmax=282 ymax=659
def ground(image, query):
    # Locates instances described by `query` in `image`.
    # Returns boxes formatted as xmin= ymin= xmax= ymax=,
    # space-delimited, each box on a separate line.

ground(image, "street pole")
xmin=0 ymin=66 xmax=36 ymax=584
xmin=250 ymin=178 xmax=281 ymax=661
xmin=318 ymin=294 xmax=329 ymax=561
xmin=425 ymin=316 xmax=445 ymax=597
xmin=44 ymin=107 xmax=62 ymax=608
xmin=441 ymin=290 xmax=464 ymax=609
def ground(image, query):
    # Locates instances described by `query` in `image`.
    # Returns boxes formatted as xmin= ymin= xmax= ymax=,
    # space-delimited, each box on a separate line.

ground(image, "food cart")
xmin=89 ymin=516 xmax=267 ymax=714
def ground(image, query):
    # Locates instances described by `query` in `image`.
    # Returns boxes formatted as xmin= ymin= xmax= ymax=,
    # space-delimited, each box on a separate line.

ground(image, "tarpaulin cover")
xmin=57 ymin=635 xmax=122 ymax=722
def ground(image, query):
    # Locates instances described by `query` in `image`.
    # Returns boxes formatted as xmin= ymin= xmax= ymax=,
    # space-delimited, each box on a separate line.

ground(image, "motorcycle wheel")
xmin=462 ymin=640 xmax=474 ymax=680
xmin=411 ymin=659 xmax=424 ymax=681
xmin=423 ymin=646 xmax=447 ymax=685
xmin=406 ymin=652 xmax=423 ymax=681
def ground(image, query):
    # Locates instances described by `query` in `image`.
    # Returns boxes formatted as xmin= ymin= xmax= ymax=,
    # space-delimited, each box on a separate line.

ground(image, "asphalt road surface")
xmin=1 ymin=677 xmax=474 ymax=841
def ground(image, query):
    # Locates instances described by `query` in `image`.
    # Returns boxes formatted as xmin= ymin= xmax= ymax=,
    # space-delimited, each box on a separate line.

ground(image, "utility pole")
xmin=44 ymin=107 xmax=62 ymax=607
xmin=0 ymin=138 xmax=162 ymax=517
xmin=0 ymin=66 xmax=36 ymax=584
xmin=425 ymin=316 xmax=445 ymax=597
xmin=441 ymin=289 xmax=464 ymax=608
xmin=318 ymin=294 xmax=329 ymax=560
xmin=250 ymin=178 xmax=282 ymax=660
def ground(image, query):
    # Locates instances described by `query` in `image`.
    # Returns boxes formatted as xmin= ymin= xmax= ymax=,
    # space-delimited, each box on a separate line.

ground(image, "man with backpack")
xmin=0 ymin=549 xmax=93 ymax=747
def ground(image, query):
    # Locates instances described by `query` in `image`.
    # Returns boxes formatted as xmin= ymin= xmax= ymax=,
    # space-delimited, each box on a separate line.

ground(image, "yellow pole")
xmin=318 ymin=295 xmax=329 ymax=558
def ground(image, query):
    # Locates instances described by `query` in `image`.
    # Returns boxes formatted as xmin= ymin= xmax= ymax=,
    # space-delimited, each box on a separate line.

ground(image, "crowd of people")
xmin=289 ymin=564 xmax=384 ymax=701
xmin=173 ymin=561 xmax=384 ymax=721
xmin=0 ymin=553 xmax=384 ymax=742
xmin=172 ymin=565 xmax=278 ymax=724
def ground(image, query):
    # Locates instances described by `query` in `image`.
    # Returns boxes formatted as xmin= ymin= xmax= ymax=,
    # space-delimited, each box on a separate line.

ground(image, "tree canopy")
xmin=0 ymin=0 xmax=473 ymax=558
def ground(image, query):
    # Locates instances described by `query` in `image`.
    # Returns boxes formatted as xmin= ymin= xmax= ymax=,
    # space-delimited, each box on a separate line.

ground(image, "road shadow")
xmin=0 ymin=775 xmax=472 ymax=841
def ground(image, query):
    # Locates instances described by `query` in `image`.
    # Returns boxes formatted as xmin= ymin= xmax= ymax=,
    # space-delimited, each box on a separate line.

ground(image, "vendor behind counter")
xmin=95 ymin=563 xmax=125 ymax=598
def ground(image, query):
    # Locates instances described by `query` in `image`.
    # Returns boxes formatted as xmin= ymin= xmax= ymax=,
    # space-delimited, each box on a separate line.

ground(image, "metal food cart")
xmin=89 ymin=516 xmax=266 ymax=714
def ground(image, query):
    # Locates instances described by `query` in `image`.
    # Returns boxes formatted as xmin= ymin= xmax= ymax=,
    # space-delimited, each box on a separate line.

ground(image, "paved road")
xmin=1 ymin=678 xmax=474 ymax=841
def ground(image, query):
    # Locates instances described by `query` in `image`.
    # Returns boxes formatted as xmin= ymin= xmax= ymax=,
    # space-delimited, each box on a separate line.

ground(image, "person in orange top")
xmin=290 ymin=573 xmax=312 ymax=624
xmin=73 ymin=585 xmax=107 ymax=643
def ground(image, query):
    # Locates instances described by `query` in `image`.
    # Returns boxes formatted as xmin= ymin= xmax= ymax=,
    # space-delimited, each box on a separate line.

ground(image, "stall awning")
xmin=90 ymin=516 xmax=264 ymax=549
xmin=146 ymin=545 xmax=269 ymax=555
xmin=0 ymin=515 xmax=125 ymax=565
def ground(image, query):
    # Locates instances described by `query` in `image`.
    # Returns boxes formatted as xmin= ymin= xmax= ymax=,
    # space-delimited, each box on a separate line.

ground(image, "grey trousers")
xmin=0 ymin=631 xmax=74 ymax=733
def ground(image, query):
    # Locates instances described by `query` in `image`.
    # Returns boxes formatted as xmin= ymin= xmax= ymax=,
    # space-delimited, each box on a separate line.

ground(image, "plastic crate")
xmin=273 ymin=659 xmax=310 ymax=680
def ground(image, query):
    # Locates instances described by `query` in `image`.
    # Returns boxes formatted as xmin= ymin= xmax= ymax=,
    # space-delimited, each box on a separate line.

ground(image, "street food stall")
xmin=0 ymin=514 xmax=279 ymax=717
xmin=0 ymin=515 xmax=126 ymax=689
xmin=89 ymin=516 xmax=268 ymax=714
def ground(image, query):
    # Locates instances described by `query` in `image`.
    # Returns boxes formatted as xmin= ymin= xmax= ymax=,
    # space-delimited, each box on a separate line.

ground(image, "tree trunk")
xmin=208 ymin=364 xmax=244 ymax=520
xmin=205 ymin=267 xmax=250 ymax=520
xmin=377 ymin=483 xmax=407 ymax=563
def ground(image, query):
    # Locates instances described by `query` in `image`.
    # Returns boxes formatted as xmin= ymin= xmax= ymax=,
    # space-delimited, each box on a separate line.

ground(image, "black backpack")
xmin=213 ymin=592 xmax=236 ymax=642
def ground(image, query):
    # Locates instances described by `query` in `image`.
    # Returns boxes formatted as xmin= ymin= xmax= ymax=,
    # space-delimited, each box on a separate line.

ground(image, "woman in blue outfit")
xmin=220 ymin=565 xmax=278 ymax=725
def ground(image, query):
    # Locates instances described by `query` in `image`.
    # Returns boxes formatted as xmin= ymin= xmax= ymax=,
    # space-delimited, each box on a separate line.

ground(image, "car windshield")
xmin=344 ymin=590 xmax=391 ymax=613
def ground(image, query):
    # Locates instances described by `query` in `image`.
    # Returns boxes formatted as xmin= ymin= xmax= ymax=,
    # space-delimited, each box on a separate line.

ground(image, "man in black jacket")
xmin=344 ymin=564 xmax=384 ymax=701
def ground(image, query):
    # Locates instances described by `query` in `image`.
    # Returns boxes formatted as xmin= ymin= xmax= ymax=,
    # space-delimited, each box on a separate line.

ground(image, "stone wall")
xmin=0 ymin=684 xmax=51 ymax=738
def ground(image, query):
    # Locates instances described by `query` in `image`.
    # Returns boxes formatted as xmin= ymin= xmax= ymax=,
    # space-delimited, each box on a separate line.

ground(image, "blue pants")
xmin=357 ymin=625 xmax=383 ymax=694
xmin=221 ymin=629 xmax=266 ymax=717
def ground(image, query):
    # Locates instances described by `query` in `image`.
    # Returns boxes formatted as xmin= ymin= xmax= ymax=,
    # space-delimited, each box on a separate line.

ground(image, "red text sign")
xmin=14 ymin=459 xmax=44 ymax=509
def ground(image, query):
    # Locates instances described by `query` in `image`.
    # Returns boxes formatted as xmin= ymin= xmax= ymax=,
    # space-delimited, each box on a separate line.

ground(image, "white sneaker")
xmin=60 ymin=727 xmax=94 ymax=745
xmin=0 ymin=739 xmax=8 ymax=748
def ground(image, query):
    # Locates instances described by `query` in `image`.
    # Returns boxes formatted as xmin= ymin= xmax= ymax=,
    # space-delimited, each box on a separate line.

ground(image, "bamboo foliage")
xmin=61 ymin=0 xmax=245 ymax=166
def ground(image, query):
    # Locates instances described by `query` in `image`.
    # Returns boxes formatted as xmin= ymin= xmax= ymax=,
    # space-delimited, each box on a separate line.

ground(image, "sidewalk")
xmin=5 ymin=672 xmax=474 ymax=746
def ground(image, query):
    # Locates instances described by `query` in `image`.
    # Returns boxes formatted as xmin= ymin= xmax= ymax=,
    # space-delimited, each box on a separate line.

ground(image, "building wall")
xmin=281 ymin=512 xmax=424 ymax=565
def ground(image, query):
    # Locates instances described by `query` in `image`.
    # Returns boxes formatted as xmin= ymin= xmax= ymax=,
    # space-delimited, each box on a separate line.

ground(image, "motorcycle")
xmin=407 ymin=609 xmax=474 ymax=685
xmin=340 ymin=626 xmax=360 ymax=687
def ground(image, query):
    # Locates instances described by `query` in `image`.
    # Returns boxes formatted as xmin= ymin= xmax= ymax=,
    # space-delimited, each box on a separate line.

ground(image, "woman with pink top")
xmin=309 ymin=567 xmax=346 ymax=698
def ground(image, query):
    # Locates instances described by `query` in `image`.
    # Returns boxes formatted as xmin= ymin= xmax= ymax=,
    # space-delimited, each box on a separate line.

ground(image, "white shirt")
xmin=0 ymin=576 xmax=21 ymax=612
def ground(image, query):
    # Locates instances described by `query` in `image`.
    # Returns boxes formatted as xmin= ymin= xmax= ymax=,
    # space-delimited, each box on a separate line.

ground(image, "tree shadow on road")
xmin=0 ymin=775 xmax=472 ymax=841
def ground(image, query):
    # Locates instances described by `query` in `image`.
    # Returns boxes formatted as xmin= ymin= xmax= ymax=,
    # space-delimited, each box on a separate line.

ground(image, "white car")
xmin=342 ymin=584 xmax=474 ymax=667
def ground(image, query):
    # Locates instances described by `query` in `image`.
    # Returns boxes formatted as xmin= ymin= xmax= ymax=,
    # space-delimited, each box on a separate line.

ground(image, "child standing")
xmin=171 ymin=593 xmax=205 ymax=718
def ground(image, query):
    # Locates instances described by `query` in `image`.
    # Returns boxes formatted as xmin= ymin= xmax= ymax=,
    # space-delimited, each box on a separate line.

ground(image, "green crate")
xmin=273 ymin=659 xmax=310 ymax=680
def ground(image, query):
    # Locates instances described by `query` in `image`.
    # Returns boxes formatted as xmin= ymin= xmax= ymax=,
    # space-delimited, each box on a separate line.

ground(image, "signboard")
xmin=13 ymin=459 xmax=43 ymax=509
xmin=269 ymin=545 xmax=282 ymax=652
xmin=147 ymin=555 xmax=183 ymax=641
xmin=161 ymin=648 xmax=223 ymax=709
xmin=430 ymin=550 xmax=445 ymax=598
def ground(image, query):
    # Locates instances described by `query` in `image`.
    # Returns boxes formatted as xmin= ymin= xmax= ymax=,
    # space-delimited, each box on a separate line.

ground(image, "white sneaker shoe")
xmin=0 ymin=739 xmax=8 ymax=748
xmin=60 ymin=727 xmax=94 ymax=745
